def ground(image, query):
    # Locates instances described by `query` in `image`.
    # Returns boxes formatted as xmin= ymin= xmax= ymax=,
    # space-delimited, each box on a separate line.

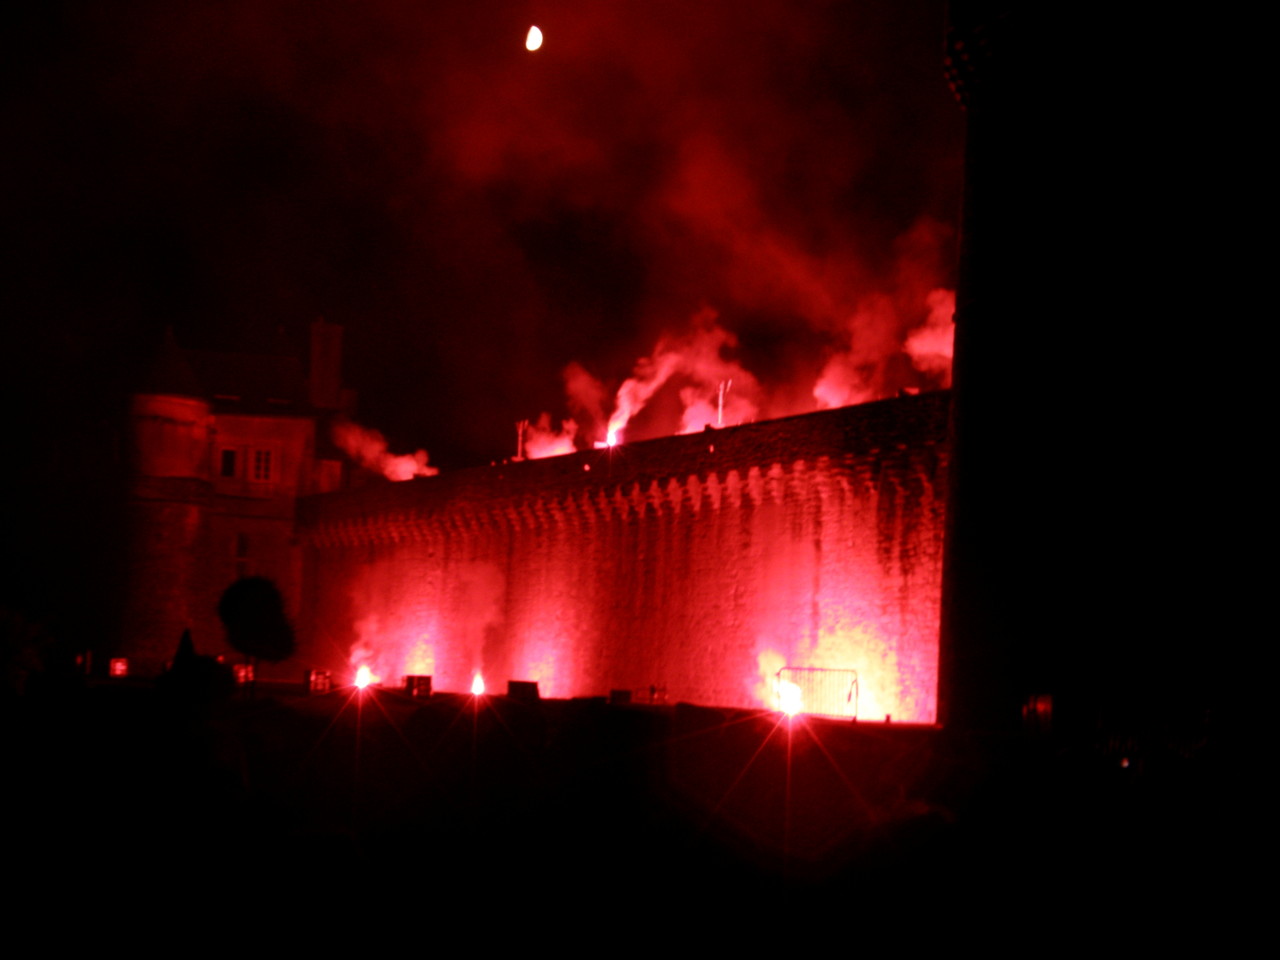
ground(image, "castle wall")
xmin=123 ymin=392 xmax=317 ymax=674
xmin=298 ymin=393 xmax=949 ymax=722
xmin=122 ymin=477 xmax=211 ymax=674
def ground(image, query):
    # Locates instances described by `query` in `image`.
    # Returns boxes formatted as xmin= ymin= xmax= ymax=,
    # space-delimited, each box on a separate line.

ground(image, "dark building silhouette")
xmin=936 ymin=4 xmax=1212 ymax=741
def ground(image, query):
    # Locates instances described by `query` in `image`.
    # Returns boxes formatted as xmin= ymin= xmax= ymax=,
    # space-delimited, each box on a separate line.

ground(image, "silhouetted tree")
xmin=217 ymin=577 xmax=296 ymax=667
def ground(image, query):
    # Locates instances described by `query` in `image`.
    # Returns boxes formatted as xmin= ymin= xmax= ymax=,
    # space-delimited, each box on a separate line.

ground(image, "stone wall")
xmin=298 ymin=392 xmax=949 ymax=721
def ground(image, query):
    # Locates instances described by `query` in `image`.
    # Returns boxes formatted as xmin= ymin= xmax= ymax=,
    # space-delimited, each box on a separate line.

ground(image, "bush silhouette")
xmin=217 ymin=577 xmax=296 ymax=663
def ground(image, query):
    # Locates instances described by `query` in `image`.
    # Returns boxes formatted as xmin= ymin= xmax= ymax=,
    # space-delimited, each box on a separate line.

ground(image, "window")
xmin=251 ymin=449 xmax=273 ymax=482
xmin=220 ymin=449 xmax=238 ymax=478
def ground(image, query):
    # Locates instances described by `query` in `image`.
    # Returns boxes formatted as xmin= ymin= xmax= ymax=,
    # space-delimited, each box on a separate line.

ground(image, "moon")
xmin=526 ymin=25 xmax=542 ymax=51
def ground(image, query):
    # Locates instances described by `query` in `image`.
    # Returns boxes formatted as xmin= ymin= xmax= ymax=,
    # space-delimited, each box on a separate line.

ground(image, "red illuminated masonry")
xmin=298 ymin=392 xmax=948 ymax=722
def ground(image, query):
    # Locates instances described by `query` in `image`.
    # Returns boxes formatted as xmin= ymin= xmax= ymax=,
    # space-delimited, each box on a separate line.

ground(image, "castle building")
xmin=124 ymin=317 xmax=948 ymax=720
xmin=122 ymin=319 xmax=349 ymax=675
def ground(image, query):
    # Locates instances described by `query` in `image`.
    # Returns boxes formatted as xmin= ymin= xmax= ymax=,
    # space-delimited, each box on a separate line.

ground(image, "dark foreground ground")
xmin=6 ymin=677 xmax=1226 ymax=935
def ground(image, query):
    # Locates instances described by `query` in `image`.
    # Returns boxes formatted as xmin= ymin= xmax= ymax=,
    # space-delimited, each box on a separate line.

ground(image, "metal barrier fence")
xmin=776 ymin=666 xmax=859 ymax=719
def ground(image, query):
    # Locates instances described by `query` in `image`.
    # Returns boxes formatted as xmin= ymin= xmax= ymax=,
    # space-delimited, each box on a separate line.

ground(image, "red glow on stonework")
xmin=323 ymin=398 xmax=946 ymax=723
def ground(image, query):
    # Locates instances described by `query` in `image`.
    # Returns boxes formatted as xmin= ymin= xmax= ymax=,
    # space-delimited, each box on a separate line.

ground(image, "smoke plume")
xmin=604 ymin=307 xmax=761 ymax=445
xmin=904 ymin=288 xmax=956 ymax=383
xmin=522 ymin=413 xmax=578 ymax=459
xmin=332 ymin=419 xmax=438 ymax=481
xmin=812 ymin=217 xmax=957 ymax=408
xmin=563 ymin=362 xmax=608 ymax=442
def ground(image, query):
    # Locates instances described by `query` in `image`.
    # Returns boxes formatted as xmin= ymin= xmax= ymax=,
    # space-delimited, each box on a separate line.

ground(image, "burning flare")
xmin=525 ymin=26 xmax=542 ymax=51
xmin=778 ymin=679 xmax=803 ymax=717
xmin=471 ymin=672 xmax=485 ymax=696
xmin=354 ymin=665 xmax=377 ymax=689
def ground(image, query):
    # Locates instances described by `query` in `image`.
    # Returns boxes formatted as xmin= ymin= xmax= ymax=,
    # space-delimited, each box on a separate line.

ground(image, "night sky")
xmin=8 ymin=0 xmax=961 ymax=463
xmin=3 ymin=1 xmax=962 ymax=633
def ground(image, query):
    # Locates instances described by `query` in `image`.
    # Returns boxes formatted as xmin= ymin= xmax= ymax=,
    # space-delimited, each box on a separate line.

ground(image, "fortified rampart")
xmin=298 ymin=391 xmax=949 ymax=722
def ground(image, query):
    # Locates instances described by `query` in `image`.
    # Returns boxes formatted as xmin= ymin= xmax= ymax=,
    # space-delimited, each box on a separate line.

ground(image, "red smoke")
xmin=413 ymin=2 xmax=960 ymax=457
xmin=523 ymin=278 xmax=952 ymax=457
xmin=905 ymin=288 xmax=956 ymax=383
xmin=90 ymin=3 xmax=961 ymax=461
xmin=604 ymin=307 xmax=761 ymax=445
xmin=522 ymin=413 xmax=577 ymax=460
xmin=563 ymin=362 xmax=608 ymax=439
xmin=332 ymin=420 xmax=438 ymax=481
xmin=813 ymin=217 xmax=957 ymax=408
